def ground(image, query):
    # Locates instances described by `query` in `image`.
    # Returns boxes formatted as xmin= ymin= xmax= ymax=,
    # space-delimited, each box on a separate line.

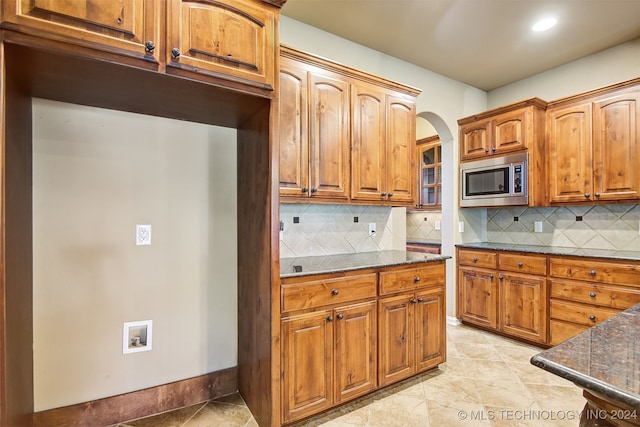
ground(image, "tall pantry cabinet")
xmin=0 ymin=0 xmax=286 ymax=426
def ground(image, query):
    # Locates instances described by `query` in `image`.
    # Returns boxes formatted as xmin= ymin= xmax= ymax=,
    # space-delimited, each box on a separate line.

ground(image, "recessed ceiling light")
xmin=532 ymin=17 xmax=557 ymax=32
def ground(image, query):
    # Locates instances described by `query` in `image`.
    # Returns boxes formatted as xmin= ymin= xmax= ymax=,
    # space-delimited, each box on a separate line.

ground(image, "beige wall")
xmin=32 ymin=99 xmax=238 ymax=410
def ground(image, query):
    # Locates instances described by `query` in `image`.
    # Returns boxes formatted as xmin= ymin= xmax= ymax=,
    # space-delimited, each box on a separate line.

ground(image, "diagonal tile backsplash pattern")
xmin=487 ymin=204 xmax=640 ymax=250
xmin=280 ymin=204 xmax=398 ymax=257
xmin=406 ymin=211 xmax=442 ymax=242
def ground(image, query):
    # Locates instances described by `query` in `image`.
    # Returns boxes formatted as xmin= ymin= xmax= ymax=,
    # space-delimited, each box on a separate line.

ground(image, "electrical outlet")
xmin=434 ymin=220 xmax=441 ymax=231
xmin=534 ymin=221 xmax=543 ymax=233
xmin=136 ymin=224 xmax=152 ymax=245
xmin=368 ymin=222 xmax=376 ymax=237
xmin=458 ymin=221 xmax=465 ymax=233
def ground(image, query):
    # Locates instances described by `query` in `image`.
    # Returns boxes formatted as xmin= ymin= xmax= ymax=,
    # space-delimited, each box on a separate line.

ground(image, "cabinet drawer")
xmin=549 ymin=320 xmax=589 ymax=345
xmin=498 ymin=253 xmax=547 ymax=275
xmin=551 ymin=279 xmax=640 ymax=310
xmin=379 ymin=264 xmax=445 ymax=295
xmin=550 ymin=299 xmax=620 ymax=327
xmin=549 ymin=258 xmax=640 ymax=286
xmin=282 ymin=273 xmax=377 ymax=312
xmin=458 ymin=250 xmax=497 ymax=269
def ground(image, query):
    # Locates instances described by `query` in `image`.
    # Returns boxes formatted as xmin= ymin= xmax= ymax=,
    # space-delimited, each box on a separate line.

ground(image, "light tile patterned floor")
xmin=119 ymin=324 xmax=585 ymax=427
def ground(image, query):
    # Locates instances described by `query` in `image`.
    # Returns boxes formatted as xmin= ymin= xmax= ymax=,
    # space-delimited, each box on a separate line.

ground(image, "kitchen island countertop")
xmin=280 ymin=250 xmax=450 ymax=278
xmin=531 ymin=303 xmax=640 ymax=417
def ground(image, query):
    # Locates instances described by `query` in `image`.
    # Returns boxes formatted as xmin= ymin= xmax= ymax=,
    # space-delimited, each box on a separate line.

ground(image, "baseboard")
xmin=32 ymin=367 xmax=238 ymax=427
xmin=447 ymin=315 xmax=462 ymax=326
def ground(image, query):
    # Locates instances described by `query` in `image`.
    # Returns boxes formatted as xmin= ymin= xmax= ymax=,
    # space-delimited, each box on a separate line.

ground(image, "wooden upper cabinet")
xmin=547 ymin=81 xmax=640 ymax=204
xmin=1 ymin=0 xmax=161 ymax=64
xmin=459 ymin=99 xmax=545 ymax=162
xmin=351 ymin=82 xmax=386 ymax=201
xmin=308 ymin=72 xmax=351 ymax=200
xmin=385 ymin=94 xmax=415 ymax=204
xmin=279 ymin=59 xmax=309 ymax=197
xmin=167 ymin=0 xmax=276 ymax=90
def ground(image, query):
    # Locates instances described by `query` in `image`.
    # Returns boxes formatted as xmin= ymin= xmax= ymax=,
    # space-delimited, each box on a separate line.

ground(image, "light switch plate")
xmin=434 ymin=220 xmax=441 ymax=231
xmin=534 ymin=221 xmax=543 ymax=233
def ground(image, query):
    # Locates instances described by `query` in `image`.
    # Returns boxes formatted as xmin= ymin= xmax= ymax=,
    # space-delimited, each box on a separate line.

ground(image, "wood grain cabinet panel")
xmin=458 ymin=266 xmax=498 ymax=329
xmin=547 ymin=84 xmax=640 ymax=204
xmin=1 ymin=0 xmax=161 ymax=63
xmin=167 ymin=0 xmax=276 ymax=90
xmin=499 ymin=272 xmax=547 ymax=343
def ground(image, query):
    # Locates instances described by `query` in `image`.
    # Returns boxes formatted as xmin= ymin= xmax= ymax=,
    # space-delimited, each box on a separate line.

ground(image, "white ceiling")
xmin=281 ymin=0 xmax=640 ymax=91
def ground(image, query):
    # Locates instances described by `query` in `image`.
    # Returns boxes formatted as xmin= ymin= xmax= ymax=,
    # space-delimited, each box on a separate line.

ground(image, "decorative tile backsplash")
xmin=487 ymin=205 xmax=640 ymax=250
xmin=406 ymin=211 xmax=442 ymax=242
xmin=280 ymin=204 xmax=401 ymax=258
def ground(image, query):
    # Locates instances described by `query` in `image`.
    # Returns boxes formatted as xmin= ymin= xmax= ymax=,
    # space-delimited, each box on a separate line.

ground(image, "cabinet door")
xmin=334 ymin=301 xmax=377 ymax=404
xmin=385 ymin=94 xmax=415 ymax=204
xmin=593 ymin=90 xmax=640 ymax=201
xmin=167 ymin=0 xmax=276 ymax=90
xmin=308 ymin=72 xmax=350 ymax=199
xmin=281 ymin=310 xmax=333 ymax=423
xmin=499 ymin=273 xmax=547 ymax=344
xmin=278 ymin=61 xmax=309 ymax=197
xmin=460 ymin=120 xmax=491 ymax=160
xmin=2 ymin=0 xmax=160 ymax=63
xmin=351 ymin=82 xmax=386 ymax=201
xmin=547 ymin=102 xmax=593 ymax=203
xmin=458 ymin=267 xmax=498 ymax=329
xmin=378 ymin=294 xmax=414 ymax=387
xmin=493 ymin=109 xmax=527 ymax=154
xmin=414 ymin=288 xmax=446 ymax=373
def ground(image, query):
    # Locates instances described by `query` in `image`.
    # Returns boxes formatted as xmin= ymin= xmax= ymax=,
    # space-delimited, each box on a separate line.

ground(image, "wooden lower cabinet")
xmin=281 ymin=260 xmax=446 ymax=423
xmin=281 ymin=300 xmax=376 ymax=424
xmin=378 ymin=287 xmax=445 ymax=387
xmin=457 ymin=248 xmax=548 ymax=344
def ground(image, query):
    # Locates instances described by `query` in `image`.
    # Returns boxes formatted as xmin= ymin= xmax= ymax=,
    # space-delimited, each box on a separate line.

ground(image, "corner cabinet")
xmin=278 ymin=45 xmax=420 ymax=206
xmin=547 ymin=80 xmax=640 ymax=204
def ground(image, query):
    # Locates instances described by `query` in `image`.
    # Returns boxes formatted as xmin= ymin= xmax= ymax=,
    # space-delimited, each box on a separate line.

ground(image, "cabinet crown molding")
xmin=457 ymin=97 xmax=547 ymax=125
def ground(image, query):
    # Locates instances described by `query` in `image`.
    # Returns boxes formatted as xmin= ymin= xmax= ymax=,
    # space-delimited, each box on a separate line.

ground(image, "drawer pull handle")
xmin=589 ymin=270 xmax=597 ymax=276
xmin=327 ymin=316 xmax=334 ymax=322
xmin=589 ymin=315 xmax=596 ymax=321
xmin=336 ymin=313 xmax=344 ymax=320
xmin=589 ymin=292 xmax=596 ymax=298
xmin=517 ymin=261 xmax=523 ymax=268
xmin=331 ymin=289 xmax=339 ymax=296
xmin=414 ymin=276 xmax=421 ymax=283
xmin=473 ymin=257 xmax=478 ymax=262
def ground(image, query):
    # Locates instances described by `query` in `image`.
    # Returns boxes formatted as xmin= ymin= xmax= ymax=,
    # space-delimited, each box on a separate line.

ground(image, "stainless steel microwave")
xmin=460 ymin=152 xmax=528 ymax=207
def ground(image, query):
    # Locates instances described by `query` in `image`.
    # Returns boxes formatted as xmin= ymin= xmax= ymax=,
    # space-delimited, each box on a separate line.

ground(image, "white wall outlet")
xmin=458 ymin=221 xmax=465 ymax=233
xmin=434 ymin=220 xmax=441 ymax=231
xmin=123 ymin=320 xmax=152 ymax=354
xmin=534 ymin=221 xmax=543 ymax=233
xmin=136 ymin=224 xmax=152 ymax=245
xmin=368 ymin=222 xmax=376 ymax=237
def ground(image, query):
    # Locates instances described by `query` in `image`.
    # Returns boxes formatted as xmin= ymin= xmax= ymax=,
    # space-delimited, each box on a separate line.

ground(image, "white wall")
xmin=32 ymin=99 xmax=238 ymax=410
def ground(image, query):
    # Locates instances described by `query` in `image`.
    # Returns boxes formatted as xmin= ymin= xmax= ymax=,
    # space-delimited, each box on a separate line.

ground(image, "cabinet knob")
xmin=145 ymin=41 xmax=155 ymax=54
xmin=171 ymin=48 xmax=181 ymax=59
xmin=410 ymin=298 xmax=417 ymax=304
xmin=584 ymin=193 xmax=590 ymax=198
xmin=301 ymin=187 xmax=309 ymax=193
xmin=589 ymin=314 xmax=596 ymax=321
xmin=387 ymin=192 xmax=394 ymax=197
xmin=489 ymin=274 xmax=494 ymax=279
xmin=498 ymin=274 xmax=504 ymax=280
xmin=331 ymin=289 xmax=339 ymax=296
xmin=517 ymin=261 xmax=523 ymax=268
xmin=589 ymin=292 xmax=597 ymax=298
xmin=381 ymin=192 xmax=387 ymax=197
xmin=414 ymin=276 xmax=421 ymax=283
xmin=310 ymin=187 xmax=318 ymax=193
xmin=417 ymin=297 xmax=424 ymax=302
xmin=473 ymin=257 xmax=478 ymax=263
xmin=595 ymin=192 xmax=601 ymax=197
xmin=589 ymin=270 xmax=597 ymax=276
xmin=485 ymin=148 xmax=489 ymax=153
xmin=336 ymin=313 xmax=344 ymax=320
xmin=491 ymin=147 xmax=496 ymax=152
xmin=327 ymin=315 xmax=334 ymax=322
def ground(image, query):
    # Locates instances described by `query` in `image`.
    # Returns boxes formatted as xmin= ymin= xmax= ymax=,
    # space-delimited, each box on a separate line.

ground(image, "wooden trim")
xmin=457 ymin=97 xmax=547 ymax=125
xmin=546 ymin=77 xmax=640 ymax=108
xmin=32 ymin=368 xmax=238 ymax=427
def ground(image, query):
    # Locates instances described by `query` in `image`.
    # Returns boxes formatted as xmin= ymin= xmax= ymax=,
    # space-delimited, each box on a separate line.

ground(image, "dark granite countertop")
xmin=530 ymin=303 xmax=640 ymax=409
xmin=280 ymin=250 xmax=450 ymax=278
xmin=456 ymin=242 xmax=640 ymax=262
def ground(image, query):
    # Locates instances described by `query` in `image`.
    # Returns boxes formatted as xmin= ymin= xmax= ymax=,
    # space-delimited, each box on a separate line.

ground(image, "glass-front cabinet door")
xmin=417 ymin=136 xmax=441 ymax=209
